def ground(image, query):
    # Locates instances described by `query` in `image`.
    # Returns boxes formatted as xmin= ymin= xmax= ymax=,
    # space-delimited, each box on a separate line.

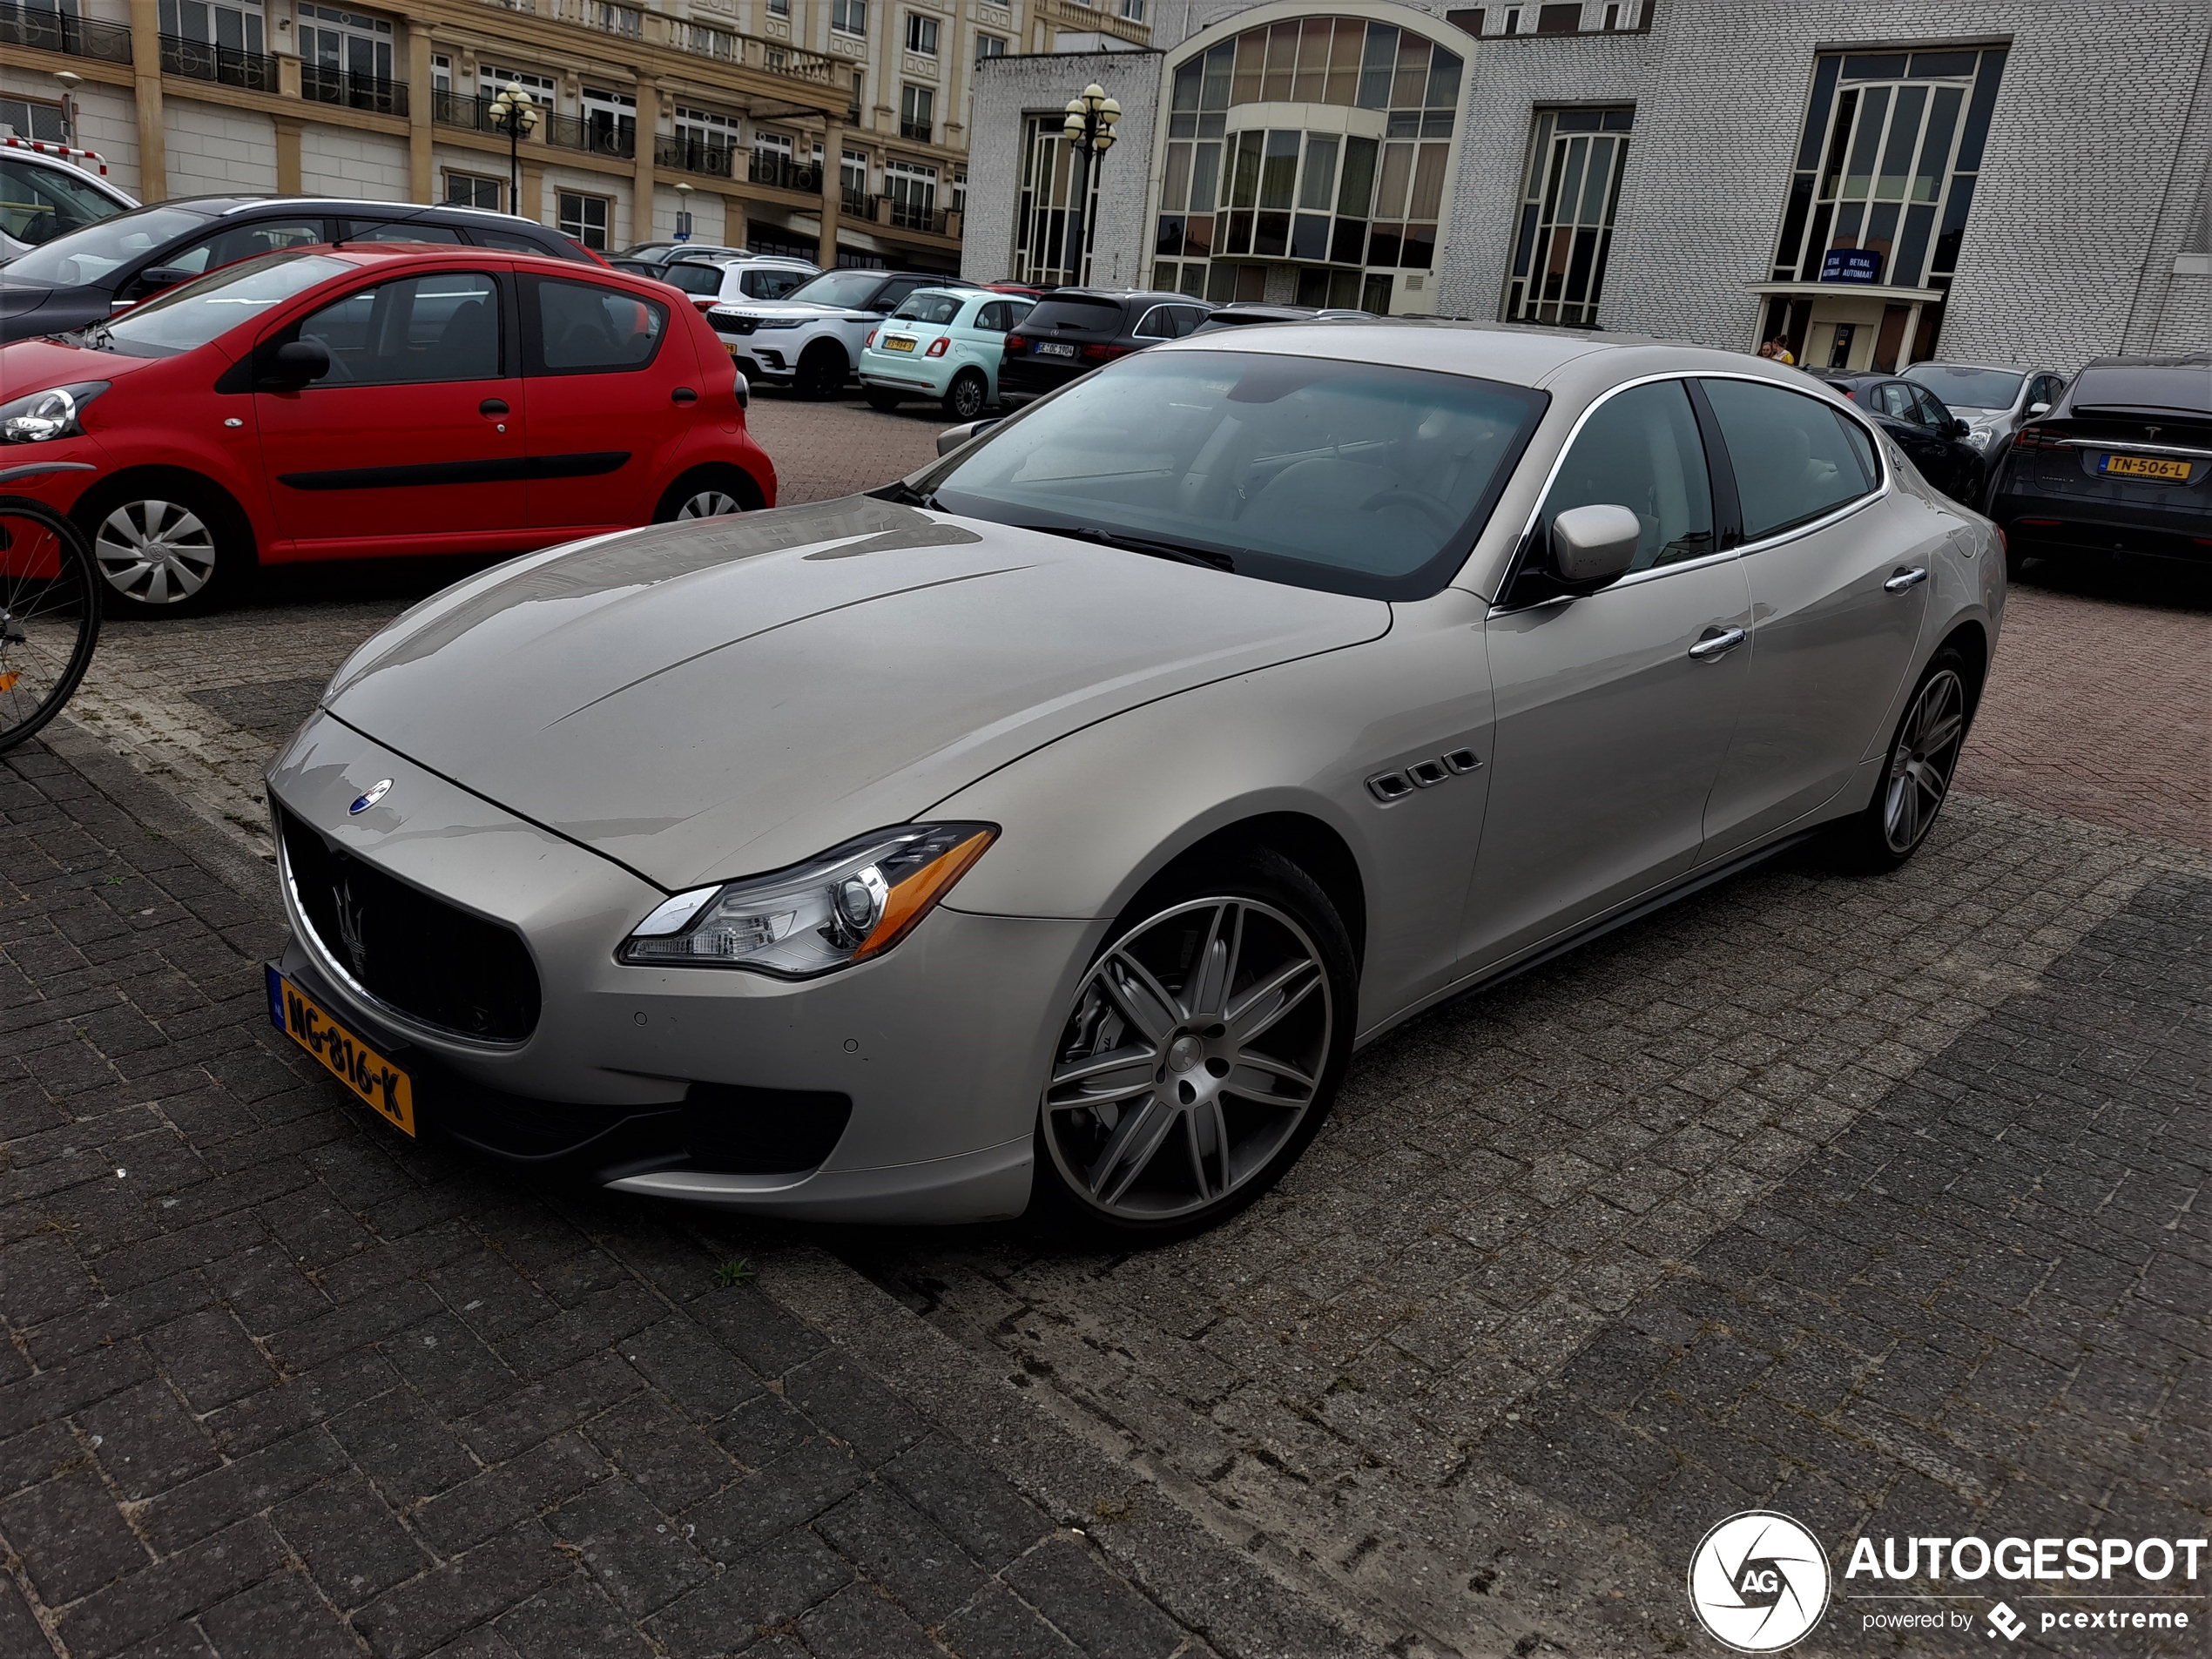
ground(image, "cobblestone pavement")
xmin=0 ymin=736 xmax=1353 ymax=1659
xmin=6 ymin=398 xmax=2209 ymax=1656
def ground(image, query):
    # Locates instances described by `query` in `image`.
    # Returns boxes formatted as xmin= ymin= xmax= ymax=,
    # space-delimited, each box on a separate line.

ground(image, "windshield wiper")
xmin=871 ymin=478 xmax=940 ymax=509
xmin=73 ymin=321 xmax=114 ymax=352
xmin=1023 ymin=523 xmax=1236 ymax=572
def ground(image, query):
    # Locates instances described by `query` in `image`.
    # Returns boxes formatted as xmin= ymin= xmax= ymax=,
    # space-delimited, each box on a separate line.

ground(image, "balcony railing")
xmin=887 ymin=196 xmax=948 ymax=234
xmin=478 ymin=0 xmax=838 ymax=84
xmin=841 ymin=184 xmax=870 ymax=215
xmin=0 ymin=4 xmax=132 ymax=62
xmin=658 ymin=132 xmax=739 ymax=179
xmin=432 ymin=90 xmax=632 ymax=157
xmin=899 ymin=118 xmax=932 ymax=143
xmin=300 ymin=64 xmax=408 ymax=116
xmin=160 ymin=32 xmax=278 ymax=91
xmin=748 ymin=151 xmax=822 ymax=193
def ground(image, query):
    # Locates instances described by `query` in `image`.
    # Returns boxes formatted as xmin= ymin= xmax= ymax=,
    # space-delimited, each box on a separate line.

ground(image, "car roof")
xmin=1044 ymin=288 xmax=1201 ymax=306
xmin=1905 ymin=360 xmax=2054 ymax=374
xmin=143 ymin=195 xmax=560 ymax=235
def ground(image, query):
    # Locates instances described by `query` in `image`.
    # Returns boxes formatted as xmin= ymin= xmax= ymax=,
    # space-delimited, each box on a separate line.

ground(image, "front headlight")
xmin=0 ymin=381 xmax=109 ymax=443
xmin=620 ymin=822 xmax=996 ymax=977
xmin=1961 ymin=424 xmax=1996 ymax=452
xmin=752 ymin=316 xmax=806 ymax=330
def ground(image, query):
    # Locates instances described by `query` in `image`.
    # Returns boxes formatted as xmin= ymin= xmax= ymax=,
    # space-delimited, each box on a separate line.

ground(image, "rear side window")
xmin=293 ymin=272 xmax=502 ymax=385
xmin=1701 ymin=377 xmax=1878 ymax=543
xmin=470 ymin=226 xmax=562 ymax=257
xmin=1021 ymin=296 xmax=1124 ymax=334
xmin=1541 ymin=380 xmax=1716 ymax=572
xmin=345 ymin=220 xmax=465 ymax=245
xmin=165 ymin=218 xmax=325 ymax=278
xmin=658 ymin=262 xmax=725 ymax=296
xmin=743 ymin=268 xmax=808 ymax=300
xmin=1133 ymin=306 xmax=1177 ymax=339
xmin=528 ymin=276 xmax=668 ymax=374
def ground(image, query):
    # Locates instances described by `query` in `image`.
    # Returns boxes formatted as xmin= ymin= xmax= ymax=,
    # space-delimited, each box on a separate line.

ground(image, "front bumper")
xmin=266 ymin=713 xmax=1107 ymax=1220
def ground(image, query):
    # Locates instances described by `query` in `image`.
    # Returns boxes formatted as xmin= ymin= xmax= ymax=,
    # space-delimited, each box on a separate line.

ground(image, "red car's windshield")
xmin=100 ymin=249 xmax=354 ymax=356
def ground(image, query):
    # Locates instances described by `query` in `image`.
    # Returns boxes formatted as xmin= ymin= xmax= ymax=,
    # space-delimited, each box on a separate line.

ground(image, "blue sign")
xmin=1821 ymin=247 xmax=1885 ymax=284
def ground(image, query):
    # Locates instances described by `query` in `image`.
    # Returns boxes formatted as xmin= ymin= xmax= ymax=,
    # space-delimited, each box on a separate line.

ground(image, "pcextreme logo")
xmin=1687 ymin=1511 xmax=1831 ymax=1652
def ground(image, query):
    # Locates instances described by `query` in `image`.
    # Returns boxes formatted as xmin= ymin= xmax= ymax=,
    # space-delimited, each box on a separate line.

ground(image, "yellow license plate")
xmin=2102 ymin=454 xmax=2191 ymax=481
xmin=885 ymin=335 xmax=917 ymax=351
xmin=724 ymin=341 xmax=742 ymax=357
xmin=266 ymin=966 xmax=415 ymax=1136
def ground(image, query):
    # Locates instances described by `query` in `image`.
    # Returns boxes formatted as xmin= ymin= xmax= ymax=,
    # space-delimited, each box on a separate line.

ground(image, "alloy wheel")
xmin=1042 ymin=896 xmax=1332 ymax=1222
xmin=676 ymin=489 xmax=744 ymax=520
xmin=93 ymin=499 xmax=216 ymax=605
xmin=948 ymin=374 xmax=985 ymax=421
xmin=1882 ymin=667 xmax=1966 ymax=854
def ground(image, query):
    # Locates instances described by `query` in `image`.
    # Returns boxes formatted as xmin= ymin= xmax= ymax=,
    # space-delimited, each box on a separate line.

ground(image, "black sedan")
xmin=1991 ymin=354 xmax=2211 ymax=577
xmin=0 ymin=196 xmax=589 ymax=343
xmin=999 ymin=289 xmax=1214 ymax=397
xmin=1806 ymin=369 xmax=1985 ymax=507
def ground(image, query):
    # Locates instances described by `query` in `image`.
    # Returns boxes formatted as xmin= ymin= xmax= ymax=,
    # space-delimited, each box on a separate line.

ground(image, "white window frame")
xmin=557 ymin=189 xmax=612 ymax=249
xmin=905 ymin=12 xmax=939 ymax=54
xmin=444 ymin=170 xmax=502 ymax=210
xmin=831 ymin=0 xmax=866 ymax=36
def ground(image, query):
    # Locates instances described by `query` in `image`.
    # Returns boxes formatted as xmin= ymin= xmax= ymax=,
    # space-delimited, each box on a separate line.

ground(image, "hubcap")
xmin=94 ymin=499 xmax=215 ymax=604
xmin=1882 ymin=667 xmax=1966 ymax=854
xmin=678 ymin=490 xmax=743 ymax=520
xmin=1043 ymin=897 xmax=1332 ymax=1222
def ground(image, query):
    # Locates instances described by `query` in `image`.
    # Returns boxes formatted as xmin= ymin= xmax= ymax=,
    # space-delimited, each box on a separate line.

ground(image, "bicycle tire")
xmin=0 ymin=496 xmax=102 ymax=756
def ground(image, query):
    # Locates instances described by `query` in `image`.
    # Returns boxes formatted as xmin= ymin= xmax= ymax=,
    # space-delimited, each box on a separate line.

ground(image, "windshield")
xmin=916 ymin=349 xmax=1547 ymax=600
xmin=0 ymin=158 xmax=125 ymax=251
xmin=2 ymin=204 xmax=212 ymax=287
xmin=1901 ymin=364 xmax=2023 ymax=411
xmin=780 ymin=270 xmax=885 ymax=309
xmin=102 ymin=250 xmax=352 ymax=355
xmin=1022 ymin=296 xmax=1125 ymax=334
xmin=892 ymin=292 xmax=964 ymax=325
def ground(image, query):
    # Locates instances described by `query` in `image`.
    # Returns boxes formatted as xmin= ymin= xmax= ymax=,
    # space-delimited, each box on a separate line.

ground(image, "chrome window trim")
xmin=1696 ymin=370 xmax=1891 ymax=558
xmin=274 ymin=820 xmax=533 ymax=1055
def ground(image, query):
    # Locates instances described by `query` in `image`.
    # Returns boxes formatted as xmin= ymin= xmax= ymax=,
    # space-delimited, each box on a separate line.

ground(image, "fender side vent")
xmin=1366 ymin=770 xmax=1413 ymax=803
xmin=1407 ymin=759 xmax=1448 ymax=788
xmin=1444 ymin=748 xmax=1483 ymax=773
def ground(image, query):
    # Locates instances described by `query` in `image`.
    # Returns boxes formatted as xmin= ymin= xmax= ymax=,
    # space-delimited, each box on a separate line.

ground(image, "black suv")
xmin=1000 ymin=290 xmax=1214 ymax=397
xmin=0 ymin=196 xmax=590 ymax=343
xmin=1806 ymin=369 xmax=1984 ymax=507
xmin=1991 ymin=354 xmax=2212 ymax=575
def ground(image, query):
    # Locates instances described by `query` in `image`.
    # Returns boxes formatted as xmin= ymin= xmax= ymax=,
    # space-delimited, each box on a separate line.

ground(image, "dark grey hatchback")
xmin=0 ymin=196 xmax=590 ymax=344
xmin=999 ymin=289 xmax=1213 ymax=397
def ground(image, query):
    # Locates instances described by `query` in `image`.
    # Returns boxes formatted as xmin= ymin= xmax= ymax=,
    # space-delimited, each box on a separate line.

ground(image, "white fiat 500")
xmin=264 ymin=324 xmax=2002 ymax=1237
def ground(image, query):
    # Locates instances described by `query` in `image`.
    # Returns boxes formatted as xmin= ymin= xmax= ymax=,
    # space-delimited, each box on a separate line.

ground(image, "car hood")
xmin=0 ymin=334 xmax=172 ymax=392
xmin=320 ymin=496 xmax=1390 ymax=889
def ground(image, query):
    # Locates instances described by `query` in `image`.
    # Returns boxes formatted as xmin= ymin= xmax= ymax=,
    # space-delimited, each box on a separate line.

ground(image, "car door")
xmin=520 ymin=271 xmax=691 ymax=530
xmin=1909 ymin=385 xmax=1976 ymax=497
xmin=1697 ymin=374 xmax=1946 ymax=860
xmin=254 ymin=266 xmax=529 ymax=553
xmin=1461 ymin=377 xmax=1753 ymax=970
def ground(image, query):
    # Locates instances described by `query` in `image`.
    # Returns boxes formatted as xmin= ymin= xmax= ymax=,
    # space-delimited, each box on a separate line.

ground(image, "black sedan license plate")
xmin=1037 ymin=341 xmax=1076 ymax=357
xmin=266 ymin=965 xmax=415 ymax=1136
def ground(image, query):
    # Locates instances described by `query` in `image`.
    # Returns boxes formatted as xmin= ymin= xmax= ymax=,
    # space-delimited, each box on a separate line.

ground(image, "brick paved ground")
xmin=0 ymin=737 xmax=1351 ymax=1659
xmin=5 ymin=398 xmax=2209 ymax=1657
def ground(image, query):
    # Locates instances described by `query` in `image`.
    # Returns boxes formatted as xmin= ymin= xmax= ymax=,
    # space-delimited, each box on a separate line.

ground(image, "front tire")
xmin=863 ymin=388 xmax=902 ymax=412
xmin=1828 ymin=646 xmax=1973 ymax=873
xmin=795 ymin=342 xmax=847 ymax=401
xmin=75 ymin=475 xmax=250 ymax=617
xmin=1031 ymin=849 xmax=1355 ymax=1241
xmin=942 ymin=369 xmax=988 ymax=423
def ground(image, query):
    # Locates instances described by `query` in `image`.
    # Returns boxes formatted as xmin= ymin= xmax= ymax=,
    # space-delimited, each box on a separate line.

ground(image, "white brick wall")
xmin=0 ymin=70 xmax=142 ymax=199
xmin=300 ymin=125 xmax=409 ymax=200
xmin=165 ymin=100 xmax=279 ymax=195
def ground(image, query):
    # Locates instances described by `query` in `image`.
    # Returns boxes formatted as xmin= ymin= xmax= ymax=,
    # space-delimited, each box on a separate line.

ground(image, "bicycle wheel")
xmin=0 ymin=496 xmax=101 ymax=754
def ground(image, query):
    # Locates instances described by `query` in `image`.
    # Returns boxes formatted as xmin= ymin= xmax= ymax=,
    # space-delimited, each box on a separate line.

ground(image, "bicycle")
xmin=0 ymin=461 xmax=100 ymax=755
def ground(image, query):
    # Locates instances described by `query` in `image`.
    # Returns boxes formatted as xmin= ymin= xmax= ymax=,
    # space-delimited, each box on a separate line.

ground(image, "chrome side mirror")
xmin=2027 ymin=401 xmax=2050 ymax=415
xmin=935 ymin=417 xmax=999 ymax=457
xmin=1550 ymin=503 xmax=1642 ymax=587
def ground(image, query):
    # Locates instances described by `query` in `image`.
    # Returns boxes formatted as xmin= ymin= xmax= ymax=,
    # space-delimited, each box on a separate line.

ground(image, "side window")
xmin=873 ymin=277 xmax=925 ymax=312
xmin=1872 ymin=383 xmax=1915 ymax=421
xmin=1539 ymin=380 xmax=1716 ymax=573
xmin=344 ymin=220 xmax=466 ymax=245
xmin=2032 ymin=374 xmax=2063 ymax=408
xmin=1133 ymin=306 xmax=1176 ymax=339
xmin=1910 ymin=387 xmax=1951 ymax=429
xmin=470 ymin=227 xmax=557 ymax=256
xmin=160 ymin=218 xmax=324 ymax=280
xmin=971 ymin=301 xmax=1002 ymax=333
xmin=1701 ymin=377 xmax=1878 ymax=543
xmin=291 ymin=272 xmax=502 ymax=387
xmin=1171 ymin=306 xmax=1210 ymax=336
xmin=529 ymin=276 xmax=668 ymax=374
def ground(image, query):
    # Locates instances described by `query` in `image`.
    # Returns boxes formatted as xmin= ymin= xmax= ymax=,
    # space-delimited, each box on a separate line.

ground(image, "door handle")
xmin=479 ymin=398 xmax=509 ymax=415
xmin=1688 ymin=626 xmax=1747 ymax=661
xmin=1885 ymin=567 xmax=1928 ymax=593
xmin=671 ymin=387 xmax=698 ymax=405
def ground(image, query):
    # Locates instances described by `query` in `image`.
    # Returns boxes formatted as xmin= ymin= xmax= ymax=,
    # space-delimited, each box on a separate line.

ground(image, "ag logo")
xmin=1687 ymin=1510 xmax=1830 ymax=1652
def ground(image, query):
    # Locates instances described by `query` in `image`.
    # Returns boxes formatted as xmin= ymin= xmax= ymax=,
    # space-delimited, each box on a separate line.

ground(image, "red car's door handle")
xmin=479 ymin=398 xmax=509 ymax=416
xmin=671 ymin=387 xmax=698 ymax=405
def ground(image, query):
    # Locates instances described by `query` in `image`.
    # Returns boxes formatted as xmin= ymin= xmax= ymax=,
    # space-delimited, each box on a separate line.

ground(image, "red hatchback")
xmin=0 ymin=243 xmax=776 ymax=615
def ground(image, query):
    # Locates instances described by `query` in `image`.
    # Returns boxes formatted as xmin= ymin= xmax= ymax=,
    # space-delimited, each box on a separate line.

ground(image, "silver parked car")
xmin=1901 ymin=361 xmax=2068 ymax=481
xmin=263 ymin=326 xmax=2003 ymax=1236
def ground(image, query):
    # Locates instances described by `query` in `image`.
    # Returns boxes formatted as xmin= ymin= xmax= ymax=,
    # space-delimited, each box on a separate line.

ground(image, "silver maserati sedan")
xmin=263 ymin=324 xmax=2003 ymax=1237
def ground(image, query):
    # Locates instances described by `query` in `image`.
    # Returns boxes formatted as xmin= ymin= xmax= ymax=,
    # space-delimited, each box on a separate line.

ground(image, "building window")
xmin=1501 ymin=107 xmax=1632 ymax=327
xmin=848 ymin=69 xmax=866 ymax=120
xmin=430 ymin=51 xmax=451 ymax=91
xmin=1535 ymin=3 xmax=1578 ymax=31
xmin=905 ymin=13 xmax=938 ymax=54
xmin=952 ymin=169 xmax=966 ymax=215
xmin=480 ymin=64 xmax=555 ymax=98
xmin=445 ymin=171 xmax=502 ymax=210
xmin=1602 ymin=3 xmax=1619 ymax=28
xmin=767 ymin=0 xmax=789 ymax=16
xmin=1152 ymin=19 xmax=1463 ymax=309
xmin=1121 ymin=0 xmax=1144 ymax=19
xmin=158 ymin=0 xmax=265 ymax=53
xmin=1764 ymin=46 xmax=2009 ymax=368
xmin=1501 ymin=7 xmax=1521 ymax=34
xmin=558 ymin=191 xmax=611 ymax=248
xmin=672 ymin=106 xmax=741 ymax=172
xmin=1014 ymin=113 xmax=1103 ymax=286
xmin=900 ymin=84 xmax=934 ymax=141
xmin=298 ymin=3 xmax=393 ymax=83
xmin=977 ymin=32 xmax=1006 ymax=57
xmin=886 ymin=156 xmax=938 ymax=228
xmin=832 ymin=0 xmax=865 ymax=36
xmin=0 ymin=95 xmax=65 ymax=143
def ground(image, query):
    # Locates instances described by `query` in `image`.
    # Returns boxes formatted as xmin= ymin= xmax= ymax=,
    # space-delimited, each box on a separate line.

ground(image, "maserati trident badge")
xmin=349 ymin=779 xmax=393 ymax=815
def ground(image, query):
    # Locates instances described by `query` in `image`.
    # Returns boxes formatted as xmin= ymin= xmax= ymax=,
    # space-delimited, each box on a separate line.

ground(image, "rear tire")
xmin=863 ymin=388 xmax=903 ymax=413
xmin=1826 ymin=645 xmax=1974 ymax=874
xmin=942 ymin=370 xmax=988 ymax=423
xmin=1029 ymin=848 xmax=1355 ymax=1243
xmin=73 ymin=474 xmax=251 ymax=618
xmin=653 ymin=465 xmax=762 ymax=523
xmin=795 ymin=343 xmax=846 ymax=401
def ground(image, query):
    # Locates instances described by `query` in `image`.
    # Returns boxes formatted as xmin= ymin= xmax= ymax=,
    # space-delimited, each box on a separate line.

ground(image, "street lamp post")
xmin=1061 ymin=82 xmax=1120 ymax=286
xmin=487 ymin=82 xmax=539 ymax=217
xmin=52 ymin=71 xmax=81 ymax=145
xmin=673 ymin=179 xmax=695 ymax=243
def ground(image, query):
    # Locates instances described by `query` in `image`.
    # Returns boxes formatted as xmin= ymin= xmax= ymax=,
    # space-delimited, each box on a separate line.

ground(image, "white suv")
xmin=706 ymin=267 xmax=976 ymax=398
xmin=658 ymin=253 xmax=819 ymax=314
xmin=0 ymin=138 xmax=137 ymax=260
